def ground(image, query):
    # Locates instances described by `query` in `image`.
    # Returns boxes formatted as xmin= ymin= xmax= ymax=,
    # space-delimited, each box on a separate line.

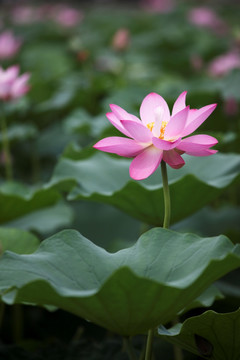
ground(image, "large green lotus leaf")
xmin=0 ymin=124 xmax=37 ymax=144
xmin=70 ymin=201 xmax=141 ymax=251
xmin=158 ymin=308 xmax=240 ymax=360
xmin=180 ymin=285 xmax=224 ymax=315
xmin=0 ymin=228 xmax=240 ymax=336
xmin=0 ymin=182 xmax=61 ymax=223
xmin=3 ymin=201 xmax=74 ymax=236
xmin=173 ymin=206 xmax=240 ymax=242
xmin=48 ymin=152 xmax=240 ymax=225
xmin=0 ymin=228 xmax=39 ymax=255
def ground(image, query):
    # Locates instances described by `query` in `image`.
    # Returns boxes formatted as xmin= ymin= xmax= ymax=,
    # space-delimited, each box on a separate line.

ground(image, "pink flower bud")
xmin=77 ymin=50 xmax=90 ymax=63
xmin=224 ymin=98 xmax=238 ymax=116
xmin=190 ymin=55 xmax=203 ymax=71
xmin=112 ymin=29 xmax=130 ymax=51
xmin=0 ymin=65 xmax=30 ymax=101
xmin=0 ymin=31 xmax=21 ymax=60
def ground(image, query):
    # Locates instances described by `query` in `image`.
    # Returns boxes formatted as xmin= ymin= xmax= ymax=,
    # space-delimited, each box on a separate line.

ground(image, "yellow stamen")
xmin=159 ymin=121 xmax=167 ymax=139
xmin=147 ymin=122 xmax=155 ymax=132
xmin=146 ymin=119 xmax=168 ymax=139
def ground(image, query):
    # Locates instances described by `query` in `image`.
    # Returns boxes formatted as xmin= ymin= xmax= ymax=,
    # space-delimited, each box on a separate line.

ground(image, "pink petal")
xmin=110 ymin=104 xmax=141 ymax=123
xmin=152 ymin=137 xmax=181 ymax=150
xmin=106 ymin=112 xmax=132 ymax=137
xmin=5 ymin=65 xmax=19 ymax=81
xmin=139 ymin=92 xmax=170 ymax=126
xmin=182 ymin=104 xmax=217 ymax=137
xmin=0 ymin=79 xmax=12 ymax=99
xmin=152 ymin=106 xmax=165 ymax=137
xmin=93 ymin=137 xmax=145 ymax=157
xmin=163 ymin=150 xmax=185 ymax=169
xmin=164 ymin=106 xmax=189 ymax=139
xmin=120 ymin=120 xmax=152 ymax=143
xmin=11 ymin=73 xmax=30 ymax=98
xmin=129 ymin=146 xmax=163 ymax=180
xmin=177 ymin=134 xmax=218 ymax=152
xmin=172 ymin=91 xmax=187 ymax=116
xmin=180 ymin=148 xmax=218 ymax=156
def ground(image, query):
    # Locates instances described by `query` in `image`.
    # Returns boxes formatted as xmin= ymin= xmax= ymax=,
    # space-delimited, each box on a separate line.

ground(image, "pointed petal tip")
xmin=146 ymin=92 xmax=160 ymax=98
xmin=180 ymin=90 xmax=187 ymax=97
xmin=142 ymin=92 xmax=161 ymax=102
xmin=109 ymin=104 xmax=119 ymax=112
xmin=207 ymin=103 xmax=217 ymax=112
xmin=211 ymin=149 xmax=218 ymax=154
xmin=147 ymin=92 xmax=158 ymax=96
xmin=92 ymin=141 xmax=100 ymax=149
xmin=129 ymin=170 xmax=145 ymax=181
xmin=168 ymin=157 xmax=185 ymax=169
xmin=209 ymin=103 xmax=217 ymax=110
xmin=173 ymin=162 xmax=185 ymax=169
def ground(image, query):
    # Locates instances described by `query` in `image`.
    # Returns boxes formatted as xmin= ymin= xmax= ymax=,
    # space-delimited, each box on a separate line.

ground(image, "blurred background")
xmin=0 ymin=0 xmax=239 ymax=247
xmin=0 ymin=1 xmax=240 ymax=359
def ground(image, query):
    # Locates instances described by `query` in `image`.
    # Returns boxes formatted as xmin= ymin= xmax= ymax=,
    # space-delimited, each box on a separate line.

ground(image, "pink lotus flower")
xmin=93 ymin=92 xmax=218 ymax=180
xmin=141 ymin=0 xmax=175 ymax=13
xmin=0 ymin=31 xmax=21 ymax=60
xmin=224 ymin=98 xmax=238 ymax=117
xmin=208 ymin=51 xmax=240 ymax=77
xmin=10 ymin=5 xmax=42 ymax=24
xmin=51 ymin=5 xmax=83 ymax=27
xmin=188 ymin=7 xmax=228 ymax=35
xmin=0 ymin=65 xmax=30 ymax=101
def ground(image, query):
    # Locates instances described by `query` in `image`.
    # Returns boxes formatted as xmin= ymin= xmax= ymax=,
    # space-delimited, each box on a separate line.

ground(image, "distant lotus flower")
xmin=52 ymin=5 xmax=83 ymax=27
xmin=11 ymin=5 xmax=41 ymax=24
xmin=141 ymin=0 xmax=175 ymax=13
xmin=190 ymin=54 xmax=203 ymax=71
xmin=224 ymin=98 xmax=238 ymax=116
xmin=208 ymin=51 xmax=240 ymax=77
xmin=94 ymin=92 xmax=217 ymax=180
xmin=112 ymin=28 xmax=130 ymax=51
xmin=0 ymin=65 xmax=30 ymax=101
xmin=0 ymin=31 xmax=21 ymax=60
xmin=188 ymin=7 xmax=228 ymax=35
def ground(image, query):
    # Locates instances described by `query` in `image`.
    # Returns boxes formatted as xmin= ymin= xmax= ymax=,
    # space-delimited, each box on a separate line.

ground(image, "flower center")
xmin=159 ymin=121 xmax=167 ymax=139
xmin=146 ymin=122 xmax=154 ymax=132
xmin=146 ymin=120 xmax=168 ymax=139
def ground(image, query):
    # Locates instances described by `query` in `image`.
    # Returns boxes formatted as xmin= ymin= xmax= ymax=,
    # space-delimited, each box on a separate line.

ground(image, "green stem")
xmin=173 ymin=340 xmax=183 ymax=360
xmin=145 ymin=328 xmax=154 ymax=360
xmin=144 ymin=161 xmax=171 ymax=360
xmin=171 ymin=316 xmax=183 ymax=360
xmin=123 ymin=337 xmax=138 ymax=360
xmin=161 ymin=161 xmax=182 ymax=360
xmin=161 ymin=161 xmax=171 ymax=229
xmin=12 ymin=304 xmax=23 ymax=343
xmin=1 ymin=111 xmax=13 ymax=181
xmin=0 ymin=301 xmax=5 ymax=328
